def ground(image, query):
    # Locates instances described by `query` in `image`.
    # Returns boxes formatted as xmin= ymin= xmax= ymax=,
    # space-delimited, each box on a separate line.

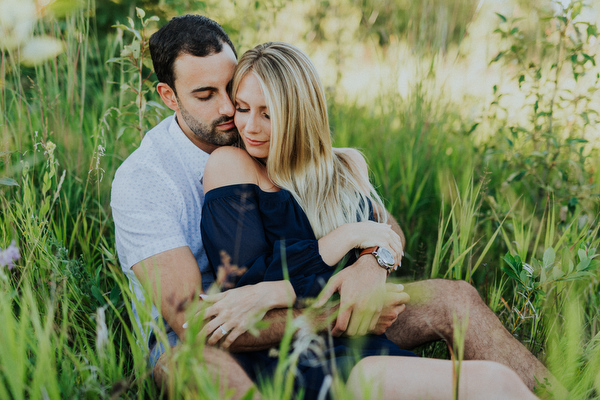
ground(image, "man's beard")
xmin=178 ymin=100 xmax=238 ymax=147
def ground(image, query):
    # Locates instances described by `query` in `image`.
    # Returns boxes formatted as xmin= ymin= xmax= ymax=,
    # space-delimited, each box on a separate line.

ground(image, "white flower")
xmin=96 ymin=306 xmax=109 ymax=354
xmin=21 ymin=36 xmax=63 ymax=66
xmin=0 ymin=0 xmax=36 ymax=50
xmin=522 ymin=263 xmax=534 ymax=277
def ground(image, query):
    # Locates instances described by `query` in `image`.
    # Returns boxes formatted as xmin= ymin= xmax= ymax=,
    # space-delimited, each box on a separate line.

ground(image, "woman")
xmin=200 ymin=42 xmax=537 ymax=399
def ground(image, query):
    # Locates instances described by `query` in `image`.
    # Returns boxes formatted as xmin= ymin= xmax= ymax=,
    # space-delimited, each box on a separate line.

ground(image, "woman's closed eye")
xmin=236 ymin=107 xmax=249 ymax=113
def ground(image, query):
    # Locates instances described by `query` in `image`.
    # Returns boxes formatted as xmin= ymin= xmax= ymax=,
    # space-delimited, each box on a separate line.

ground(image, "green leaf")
xmin=109 ymin=286 xmax=120 ymax=305
xmin=567 ymin=138 xmax=588 ymax=145
xmin=519 ymin=270 xmax=528 ymax=283
xmin=572 ymin=1 xmax=582 ymax=19
xmin=47 ymin=0 xmax=85 ymax=17
xmin=543 ymin=247 xmax=555 ymax=268
xmin=491 ymin=52 xmax=504 ymax=63
xmin=495 ymin=12 xmax=507 ymax=22
xmin=501 ymin=265 xmax=520 ymax=281
xmin=576 ymin=258 xmax=591 ymax=271
xmin=506 ymin=170 xmax=526 ymax=183
xmin=568 ymin=260 xmax=574 ymax=274
xmin=0 ymin=177 xmax=19 ymax=186
xmin=136 ymin=7 xmax=145 ymax=19
xmin=583 ymin=54 xmax=596 ymax=66
xmin=467 ymin=123 xmax=479 ymax=134
xmin=552 ymin=266 xmax=564 ymax=280
xmin=91 ymin=286 xmax=105 ymax=305
xmin=578 ymin=248 xmax=587 ymax=261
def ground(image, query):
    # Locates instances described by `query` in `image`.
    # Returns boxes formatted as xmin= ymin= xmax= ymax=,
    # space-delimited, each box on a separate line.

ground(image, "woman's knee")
xmin=347 ymin=357 xmax=387 ymax=400
xmin=349 ymin=357 xmax=380 ymax=381
xmin=466 ymin=361 xmax=534 ymax=398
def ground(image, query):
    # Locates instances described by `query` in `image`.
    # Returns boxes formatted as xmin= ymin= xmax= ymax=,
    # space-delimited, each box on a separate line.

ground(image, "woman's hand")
xmin=201 ymin=281 xmax=295 ymax=348
xmin=351 ymin=221 xmax=404 ymax=266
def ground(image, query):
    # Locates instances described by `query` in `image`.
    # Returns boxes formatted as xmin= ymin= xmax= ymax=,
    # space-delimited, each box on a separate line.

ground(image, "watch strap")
xmin=359 ymin=246 xmax=393 ymax=276
xmin=359 ymin=246 xmax=378 ymax=257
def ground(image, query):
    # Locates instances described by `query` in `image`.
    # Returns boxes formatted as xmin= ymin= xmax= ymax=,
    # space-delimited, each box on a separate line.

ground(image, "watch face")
xmin=376 ymin=247 xmax=395 ymax=267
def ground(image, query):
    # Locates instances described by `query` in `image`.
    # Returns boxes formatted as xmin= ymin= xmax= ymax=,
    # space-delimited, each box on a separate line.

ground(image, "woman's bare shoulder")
xmin=203 ymin=147 xmax=261 ymax=193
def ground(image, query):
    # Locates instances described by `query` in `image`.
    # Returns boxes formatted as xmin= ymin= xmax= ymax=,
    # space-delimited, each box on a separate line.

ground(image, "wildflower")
xmin=522 ymin=263 xmax=534 ymax=277
xmin=0 ymin=0 xmax=64 ymax=64
xmin=96 ymin=306 xmax=109 ymax=353
xmin=43 ymin=140 xmax=56 ymax=155
xmin=0 ymin=240 xmax=21 ymax=269
xmin=216 ymin=251 xmax=247 ymax=290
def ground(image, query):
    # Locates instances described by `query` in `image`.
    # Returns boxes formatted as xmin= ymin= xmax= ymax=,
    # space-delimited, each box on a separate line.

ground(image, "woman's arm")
xmin=317 ymin=221 xmax=403 ymax=267
xmin=317 ymin=148 xmax=403 ymax=266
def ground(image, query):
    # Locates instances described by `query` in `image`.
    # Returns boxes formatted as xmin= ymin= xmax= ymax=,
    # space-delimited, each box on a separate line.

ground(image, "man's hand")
xmin=314 ymin=255 xmax=389 ymax=336
xmin=371 ymin=283 xmax=410 ymax=335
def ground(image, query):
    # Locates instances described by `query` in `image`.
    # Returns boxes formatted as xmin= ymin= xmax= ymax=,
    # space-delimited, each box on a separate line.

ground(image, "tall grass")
xmin=0 ymin=0 xmax=599 ymax=398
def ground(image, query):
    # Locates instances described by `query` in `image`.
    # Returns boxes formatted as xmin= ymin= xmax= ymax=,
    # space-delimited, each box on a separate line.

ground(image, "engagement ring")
xmin=219 ymin=325 xmax=228 ymax=335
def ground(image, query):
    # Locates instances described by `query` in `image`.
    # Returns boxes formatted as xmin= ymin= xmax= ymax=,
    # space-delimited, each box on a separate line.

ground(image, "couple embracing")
xmin=112 ymin=14 xmax=550 ymax=399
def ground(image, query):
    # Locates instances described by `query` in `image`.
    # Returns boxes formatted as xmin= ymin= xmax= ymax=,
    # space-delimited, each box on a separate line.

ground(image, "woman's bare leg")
xmin=347 ymin=356 xmax=538 ymax=400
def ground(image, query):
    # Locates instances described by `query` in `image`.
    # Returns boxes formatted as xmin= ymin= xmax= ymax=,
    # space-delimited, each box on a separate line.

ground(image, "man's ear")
xmin=157 ymin=82 xmax=179 ymax=112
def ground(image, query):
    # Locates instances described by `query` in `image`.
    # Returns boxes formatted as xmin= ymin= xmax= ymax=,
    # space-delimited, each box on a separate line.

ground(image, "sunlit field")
xmin=1 ymin=0 xmax=599 ymax=398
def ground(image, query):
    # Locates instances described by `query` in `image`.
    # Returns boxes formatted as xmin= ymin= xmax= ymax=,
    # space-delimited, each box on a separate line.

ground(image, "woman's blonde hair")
xmin=231 ymin=42 xmax=386 ymax=239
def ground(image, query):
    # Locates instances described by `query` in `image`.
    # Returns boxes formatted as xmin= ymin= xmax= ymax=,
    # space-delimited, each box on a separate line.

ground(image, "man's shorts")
xmin=148 ymin=327 xmax=180 ymax=373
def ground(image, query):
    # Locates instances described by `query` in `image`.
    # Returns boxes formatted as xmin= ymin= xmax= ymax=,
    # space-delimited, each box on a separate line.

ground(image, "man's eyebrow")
xmin=190 ymin=86 xmax=216 ymax=94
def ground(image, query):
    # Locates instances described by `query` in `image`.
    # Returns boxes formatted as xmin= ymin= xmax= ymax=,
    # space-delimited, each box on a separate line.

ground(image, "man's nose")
xmin=219 ymin=93 xmax=235 ymax=117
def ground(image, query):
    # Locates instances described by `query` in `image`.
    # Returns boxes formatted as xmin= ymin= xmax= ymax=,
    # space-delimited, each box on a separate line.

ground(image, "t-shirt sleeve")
xmin=200 ymin=188 xmax=332 ymax=298
xmin=111 ymin=163 xmax=187 ymax=270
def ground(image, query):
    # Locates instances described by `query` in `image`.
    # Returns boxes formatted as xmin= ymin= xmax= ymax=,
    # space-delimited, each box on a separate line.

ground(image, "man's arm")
xmin=131 ymin=246 xmax=202 ymax=341
xmin=386 ymin=211 xmax=406 ymax=250
xmin=226 ymin=306 xmax=336 ymax=352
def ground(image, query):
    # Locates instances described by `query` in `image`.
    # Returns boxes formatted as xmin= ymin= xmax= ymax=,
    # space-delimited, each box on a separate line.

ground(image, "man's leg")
xmin=154 ymin=345 xmax=259 ymax=399
xmin=384 ymin=279 xmax=550 ymax=390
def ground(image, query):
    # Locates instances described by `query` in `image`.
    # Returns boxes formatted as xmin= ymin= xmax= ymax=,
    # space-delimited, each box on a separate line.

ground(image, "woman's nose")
xmin=245 ymin=115 xmax=259 ymax=133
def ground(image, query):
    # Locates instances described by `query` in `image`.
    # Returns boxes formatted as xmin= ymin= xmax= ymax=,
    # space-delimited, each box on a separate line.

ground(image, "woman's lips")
xmin=245 ymin=136 xmax=268 ymax=146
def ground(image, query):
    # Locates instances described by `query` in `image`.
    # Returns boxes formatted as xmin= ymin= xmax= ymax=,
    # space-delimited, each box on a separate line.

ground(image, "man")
xmin=111 ymin=14 xmax=553 ymax=399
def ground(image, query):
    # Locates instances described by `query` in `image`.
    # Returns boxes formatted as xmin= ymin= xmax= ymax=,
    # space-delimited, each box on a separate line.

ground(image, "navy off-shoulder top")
xmin=201 ymin=183 xmax=353 ymax=298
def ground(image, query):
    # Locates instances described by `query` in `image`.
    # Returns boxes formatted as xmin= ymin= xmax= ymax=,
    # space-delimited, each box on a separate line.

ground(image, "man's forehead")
xmin=172 ymin=48 xmax=237 ymax=90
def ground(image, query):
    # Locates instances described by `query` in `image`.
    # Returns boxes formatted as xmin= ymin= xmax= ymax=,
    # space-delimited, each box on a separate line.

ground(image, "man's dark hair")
xmin=149 ymin=15 xmax=236 ymax=93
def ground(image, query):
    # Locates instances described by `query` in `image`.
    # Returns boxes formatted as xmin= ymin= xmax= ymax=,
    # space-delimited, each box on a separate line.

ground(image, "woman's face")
xmin=234 ymin=73 xmax=271 ymax=161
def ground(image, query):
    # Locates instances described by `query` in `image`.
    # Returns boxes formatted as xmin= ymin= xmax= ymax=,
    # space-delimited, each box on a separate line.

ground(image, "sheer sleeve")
xmin=200 ymin=184 xmax=334 ymax=299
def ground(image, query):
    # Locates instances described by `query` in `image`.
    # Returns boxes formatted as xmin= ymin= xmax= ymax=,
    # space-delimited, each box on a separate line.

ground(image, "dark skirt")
xmin=233 ymin=334 xmax=417 ymax=399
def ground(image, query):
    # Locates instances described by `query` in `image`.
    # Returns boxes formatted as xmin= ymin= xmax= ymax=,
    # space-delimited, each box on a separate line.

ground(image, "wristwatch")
xmin=359 ymin=246 xmax=397 ymax=275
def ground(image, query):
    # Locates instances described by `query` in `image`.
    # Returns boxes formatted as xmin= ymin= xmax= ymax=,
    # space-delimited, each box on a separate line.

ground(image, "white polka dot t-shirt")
xmin=111 ymin=114 xmax=213 ymax=344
